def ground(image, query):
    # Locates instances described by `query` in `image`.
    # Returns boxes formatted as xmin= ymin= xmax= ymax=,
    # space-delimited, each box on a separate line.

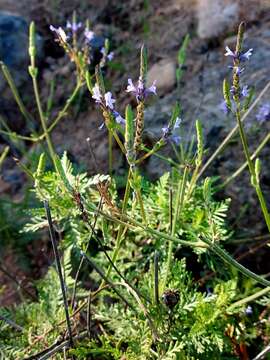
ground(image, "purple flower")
xmin=224 ymin=46 xmax=253 ymax=62
xmin=171 ymin=134 xmax=181 ymax=145
xmin=228 ymin=65 xmax=244 ymax=75
xmin=219 ymin=100 xmax=230 ymax=114
xmin=101 ymin=47 xmax=114 ymax=62
xmin=107 ymin=52 xmax=114 ymax=61
xmin=50 ymin=25 xmax=68 ymax=43
xmin=84 ymin=29 xmax=95 ymax=41
xmin=240 ymin=48 xmax=253 ymax=61
xmin=162 ymin=117 xmax=182 ymax=145
xmin=245 ymin=305 xmax=253 ymax=315
xmin=104 ymin=92 xmax=115 ymax=110
xmin=225 ymin=46 xmax=236 ymax=58
xmin=241 ymin=85 xmax=249 ymax=98
xmin=174 ymin=117 xmax=182 ymax=129
xmin=126 ymin=77 xmax=157 ymax=101
xmin=92 ymin=84 xmax=102 ymax=103
xmin=113 ymin=111 xmax=125 ymax=125
xmin=66 ymin=20 xmax=82 ymax=33
xmin=256 ymin=103 xmax=270 ymax=123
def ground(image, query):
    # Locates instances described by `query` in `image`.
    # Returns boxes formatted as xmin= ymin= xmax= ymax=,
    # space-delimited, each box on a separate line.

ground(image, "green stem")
xmin=163 ymin=166 xmax=189 ymax=291
xmin=1 ymin=62 xmax=35 ymax=129
xmin=32 ymin=74 xmax=55 ymax=164
xmin=221 ymin=132 xmax=270 ymax=188
xmin=108 ymin=131 xmax=113 ymax=175
xmin=112 ymin=131 xmax=126 ymax=154
xmin=136 ymin=187 xmax=147 ymax=224
xmin=207 ymin=239 xmax=270 ymax=287
xmin=105 ymin=170 xmax=131 ymax=279
xmin=197 ymin=81 xmax=270 ymax=179
xmin=235 ymin=109 xmax=270 ymax=233
xmin=228 ymin=286 xmax=270 ymax=311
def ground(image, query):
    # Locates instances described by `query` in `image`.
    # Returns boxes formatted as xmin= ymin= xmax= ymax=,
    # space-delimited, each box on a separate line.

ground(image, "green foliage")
xmin=1 ymin=153 xmax=259 ymax=359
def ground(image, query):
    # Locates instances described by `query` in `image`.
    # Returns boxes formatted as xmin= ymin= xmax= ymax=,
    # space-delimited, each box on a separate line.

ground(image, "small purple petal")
xmin=173 ymin=117 xmax=182 ymax=130
xmin=107 ymin=52 xmax=114 ymax=61
xmin=240 ymin=48 xmax=253 ymax=61
xmin=245 ymin=305 xmax=253 ymax=315
xmin=113 ymin=111 xmax=125 ymax=125
xmin=92 ymin=84 xmax=102 ymax=103
xmin=50 ymin=25 xmax=68 ymax=42
xmin=126 ymin=78 xmax=137 ymax=93
xmin=66 ymin=21 xmax=82 ymax=32
xmin=241 ymin=85 xmax=249 ymax=98
xmin=147 ymin=80 xmax=157 ymax=95
xmin=256 ymin=103 xmax=270 ymax=123
xmin=100 ymin=47 xmax=106 ymax=56
xmin=171 ymin=134 xmax=181 ymax=145
xmin=219 ymin=100 xmax=230 ymax=114
xmin=224 ymin=46 xmax=235 ymax=57
xmin=98 ymin=122 xmax=105 ymax=130
xmin=84 ymin=29 xmax=95 ymax=41
xmin=104 ymin=92 xmax=116 ymax=110
xmin=162 ymin=126 xmax=170 ymax=137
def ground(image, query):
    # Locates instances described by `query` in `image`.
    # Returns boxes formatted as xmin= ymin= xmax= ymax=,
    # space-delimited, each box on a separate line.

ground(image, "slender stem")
xmin=136 ymin=186 xmax=147 ymax=224
xmin=206 ymin=239 xmax=270 ymax=287
xmin=221 ymin=132 xmax=270 ymax=188
xmin=108 ymin=131 xmax=113 ymax=175
xmin=228 ymin=286 xmax=270 ymax=311
xmin=88 ymin=202 xmax=270 ymax=288
xmin=112 ymin=130 xmax=126 ymax=154
xmin=154 ymin=251 xmax=159 ymax=305
xmin=235 ymin=109 xmax=270 ymax=232
xmin=198 ymin=81 xmax=270 ymax=179
xmin=163 ymin=166 xmax=189 ymax=291
xmin=44 ymin=82 xmax=82 ymax=139
xmin=32 ymin=75 xmax=55 ymax=164
xmin=0 ymin=62 xmax=35 ymax=129
xmin=81 ymin=251 xmax=135 ymax=311
xmin=105 ymin=170 xmax=131 ymax=278
xmin=44 ymin=201 xmax=74 ymax=348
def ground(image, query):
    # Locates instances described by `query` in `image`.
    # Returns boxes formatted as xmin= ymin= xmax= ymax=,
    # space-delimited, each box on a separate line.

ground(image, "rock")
xmin=0 ymin=11 xmax=43 ymax=92
xmin=147 ymin=58 xmax=176 ymax=96
xmin=197 ymin=0 xmax=239 ymax=40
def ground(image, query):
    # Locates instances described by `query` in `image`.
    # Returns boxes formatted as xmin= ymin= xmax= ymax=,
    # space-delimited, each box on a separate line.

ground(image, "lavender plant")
xmin=1 ymin=19 xmax=270 ymax=360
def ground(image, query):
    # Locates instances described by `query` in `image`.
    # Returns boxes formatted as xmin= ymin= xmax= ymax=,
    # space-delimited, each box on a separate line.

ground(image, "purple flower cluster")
xmin=220 ymin=45 xmax=253 ymax=114
xmin=66 ymin=20 xmax=82 ymax=33
xmin=101 ymin=47 xmax=114 ymax=62
xmin=50 ymin=21 xmax=114 ymax=62
xmin=256 ymin=103 xmax=270 ymax=123
xmin=161 ymin=117 xmax=182 ymax=145
xmin=50 ymin=25 xmax=69 ymax=43
xmin=92 ymin=84 xmax=125 ymax=128
xmin=225 ymin=46 xmax=253 ymax=62
xmin=126 ymin=77 xmax=157 ymax=102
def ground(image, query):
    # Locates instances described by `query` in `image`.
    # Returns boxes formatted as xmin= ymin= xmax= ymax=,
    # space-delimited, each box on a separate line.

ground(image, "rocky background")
xmin=0 ymin=0 xmax=270 ymax=305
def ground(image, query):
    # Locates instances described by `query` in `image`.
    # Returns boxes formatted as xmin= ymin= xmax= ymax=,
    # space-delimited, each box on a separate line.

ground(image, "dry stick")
xmin=80 ymin=250 xmax=136 ymax=311
xmin=252 ymin=343 xmax=270 ymax=360
xmin=44 ymin=201 xmax=74 ymax=348
xmin=24 ymin=285 xmax=109 ymax=353
xmin=198 ymin=80 xmax=270 ymax=179
xmin=70 ymin=197 xmax=103 ymax=310
xmin=24 ymin=331 xmax=88 ymax=360
xmin=87 ymin=292 xmax=92 ymax=338
xmin=154 ymin=251 xmax=159 ymax=305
